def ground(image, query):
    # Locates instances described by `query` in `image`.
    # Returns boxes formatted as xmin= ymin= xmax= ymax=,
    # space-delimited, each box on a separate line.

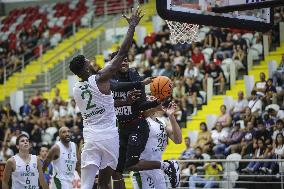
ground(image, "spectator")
xmin=242 ymin=138 xmax=267 ymax=173
xmin=191 ymin=47 xmax=205 ymax=69
xmin=29 ymin=89 xmax=43 ymax=108
xmin=160 ymin=62 xmax=174 ymax=78
xmin=253 ymin=120 xmax=271 ymax=149
xmin=233 ymin=33 xmax=247 ymax=51
xmin=187 ymin=146 xmax=204 ymax=175
xmin=211 ymin=122 xmax=229 ymax=148
xmin=233 ymin=121 xmax=256 ymax=156
xmin=272 ymin=55 xmax=284 ymax=87
xmin=216 ymin=32 xmax=234 ymax=59
xmin=184 ymin=60 xmax=202 ymax=83
xmin=189 ymin=161 xmax=223 ymax=189
xmin=248 ymin=90 xmax=262 ymax=117
xmin=203 ymin=62 xmax=225 ymax=94
xmin=173 ymin=64 xmax=184 ymax=80
xmin=194 ymin=122 xmax=212 ymax=153
xmin=261 ymin=133 xmax=284 ymax=174
xmin=52 ymin=88 xmax=63 ymax=105
xmin=272 ymin=120 xmax=284 ymax=140
xmin=38 ymin=145 xmax=53 ymax=185
xmin=263 ymin=79 xmax=277 ymax=106
xmin=179 ymin=137 xmax=195 ymax=160
xmin=0 ymin=142 xmax=14 ymax=161
xmin=253 ymin=72 xmax=267 ymax=97
xmin=172 ymin=80 xmax=186 ymax=109
xmin=240 ymin=107 xmax=256 ymax=126
xmin=213 ymin=122 xmax=243 ymax=156
xmin=67 ymin=99 xmax=80 ymax=118
xmin=268 ymin=108 xmax=284 ymax=123
xmin=230 ymin=91 xmax=248 ymax=122
xmin=215 ymin=105 xmax=232 ymax=130
xmin=232 ymin=44 xmax=246 ymax=75
xmin=185 ymin=78 xmax=200 ymax=116
xmin=4 ymin=103 xmax=17 ymax=120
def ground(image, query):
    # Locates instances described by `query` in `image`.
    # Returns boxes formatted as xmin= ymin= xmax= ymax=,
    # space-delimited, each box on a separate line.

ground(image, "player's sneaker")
xmin=163 ymin=160 xmax=180 ymax=188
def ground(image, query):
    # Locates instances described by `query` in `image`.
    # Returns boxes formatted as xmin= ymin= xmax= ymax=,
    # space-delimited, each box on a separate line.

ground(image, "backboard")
xmin=156 ymin=0 xmax=274 ymax=32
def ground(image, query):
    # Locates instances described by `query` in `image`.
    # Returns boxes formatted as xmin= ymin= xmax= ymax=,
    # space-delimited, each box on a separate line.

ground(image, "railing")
xmin=127 ymin=159 xmax=284 ymax=189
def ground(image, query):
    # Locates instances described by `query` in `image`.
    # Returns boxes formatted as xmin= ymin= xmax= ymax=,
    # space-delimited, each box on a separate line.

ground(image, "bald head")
xmin=59 ymin=126 xmax=71 ymax=143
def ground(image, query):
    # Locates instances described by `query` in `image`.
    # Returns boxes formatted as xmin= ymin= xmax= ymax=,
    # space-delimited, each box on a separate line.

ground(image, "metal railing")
xmin=126 ymin=159 xmax=284 ymax=189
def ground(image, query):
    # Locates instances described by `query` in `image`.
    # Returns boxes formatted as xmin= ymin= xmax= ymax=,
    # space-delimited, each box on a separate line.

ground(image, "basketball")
xmin=150 ymin=76 xmax=173 ymax=101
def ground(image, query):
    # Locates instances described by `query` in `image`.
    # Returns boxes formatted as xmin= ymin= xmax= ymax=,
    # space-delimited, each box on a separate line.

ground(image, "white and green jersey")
xmin=52 ymin=141 xmax=77 ymax=182
xmin=12 ymin=154 xmax=39 ymax=189
xmin=134 ymin=117 xmax=168 ymax=189
xmin=73 ymin=75 xmax=118 ymax=142
xmin=140 ymin=117 xmax=168 ymax=161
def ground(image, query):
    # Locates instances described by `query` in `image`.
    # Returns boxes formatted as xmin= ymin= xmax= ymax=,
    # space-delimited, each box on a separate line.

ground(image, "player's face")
xmin=60 ymin=127 xmax=71 ymax=143
xmin=120 ymin=58 xmax=129 ymax=73
xmin=84 ymin=58 xmax=96 ymax=74
xmin=17 ymin=137 xmax=30 ymax=151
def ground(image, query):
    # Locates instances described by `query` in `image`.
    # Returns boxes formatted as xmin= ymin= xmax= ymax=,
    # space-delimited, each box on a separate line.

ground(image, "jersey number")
xmin=146 ymin=177 xmax=155 ymax=188
xmin=81 ymin=90 xmax=96 ymax=110
xmin=67 ymin=164 xmax=73 ymax=172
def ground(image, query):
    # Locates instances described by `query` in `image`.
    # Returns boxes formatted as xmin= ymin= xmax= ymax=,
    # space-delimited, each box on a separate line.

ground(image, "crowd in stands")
xmin=179 ymin=67 xmax=284 ymax=187
xmin=0 ymin=0 xmax=134 ymax=84
xmin=0 ymin=2 xmax=284 ymax=188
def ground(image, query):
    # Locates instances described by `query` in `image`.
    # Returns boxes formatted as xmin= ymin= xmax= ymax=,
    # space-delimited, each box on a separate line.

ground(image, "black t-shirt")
xmin=185 ymin=83 xmax=200 ymax=97
xmin=265 ymin=85 xmax=277 ymax=93
xmin=111 ymin=68 xmax=159 ymax=124
xmin=207 ymin=66 xmax=223 ymax=80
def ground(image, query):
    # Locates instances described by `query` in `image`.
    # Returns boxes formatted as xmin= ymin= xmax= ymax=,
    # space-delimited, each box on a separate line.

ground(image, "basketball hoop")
xmin=165 ymin=20 xmax=199 ymax=44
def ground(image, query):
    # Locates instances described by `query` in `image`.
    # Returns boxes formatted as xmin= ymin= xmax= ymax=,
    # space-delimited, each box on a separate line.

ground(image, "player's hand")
xmin=126 ymin=89 xmax=141 ymax=104
xmin=123 ymin=6 xmax=144 ymax=27
xmin=163 ymin=102 xmax=178 ymax=116
xmin=142 ymin=76 xmax=156 ymax=85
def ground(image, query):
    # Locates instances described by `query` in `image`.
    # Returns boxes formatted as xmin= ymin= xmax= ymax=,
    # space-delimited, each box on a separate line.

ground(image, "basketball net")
xmin=165 ymin=20 xmax=199 ymax=44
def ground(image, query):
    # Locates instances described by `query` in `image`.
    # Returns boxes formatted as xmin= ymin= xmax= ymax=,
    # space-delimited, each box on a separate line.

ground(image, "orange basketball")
xmin=150 ymin=76 xmax=173 ymax=101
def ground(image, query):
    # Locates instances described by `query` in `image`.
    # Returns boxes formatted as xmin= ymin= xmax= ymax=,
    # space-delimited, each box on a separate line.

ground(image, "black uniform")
xmin=110 ymin=68 xmax=159 ymax=173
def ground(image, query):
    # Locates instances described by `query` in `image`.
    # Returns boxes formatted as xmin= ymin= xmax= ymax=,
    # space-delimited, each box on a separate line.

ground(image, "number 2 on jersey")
xmin=79 ymin=85 xmax=96 ymax=110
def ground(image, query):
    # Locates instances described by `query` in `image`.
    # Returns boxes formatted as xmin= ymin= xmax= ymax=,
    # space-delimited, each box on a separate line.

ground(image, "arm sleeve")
xmin=110 ymin=79 xmax=143 ymax=91
xmin=134 ymin=99 xmax=160 ymax=112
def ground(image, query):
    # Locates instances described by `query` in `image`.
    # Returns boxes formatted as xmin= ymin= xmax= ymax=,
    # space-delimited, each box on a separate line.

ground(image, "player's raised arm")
xmin=97 ymin=6 xmax=143 ymax=81
xmin=165 ymin=102 xmax=182 ymax=144
xmin=2 ymin=158 xmax=14 ymax=189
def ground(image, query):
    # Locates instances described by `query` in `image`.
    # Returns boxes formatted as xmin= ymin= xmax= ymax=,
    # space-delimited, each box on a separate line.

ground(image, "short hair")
xmin=276 ymin=119 xmax=284 ymax=125
xmin=38 ymin=144 xmax=49 ymax=155
xmin=16 ymin=134 xmax=29 ymax=145
xmin=69 ymin=55 xmax=86 ymax=75
xmin=195 ymin=146 xmax=202 ymax=151
xmin=251 ymin=90 xmax=257 ymax=96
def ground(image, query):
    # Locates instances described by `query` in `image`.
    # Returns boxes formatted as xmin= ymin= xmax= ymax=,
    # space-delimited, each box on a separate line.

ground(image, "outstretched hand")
xmin=163 ymin=102 xmax=178 ymax=116
xmin=142 ymin=76 xmax=156 ymax=85
xmin=123 ymin=6 xmax=144 ymax=27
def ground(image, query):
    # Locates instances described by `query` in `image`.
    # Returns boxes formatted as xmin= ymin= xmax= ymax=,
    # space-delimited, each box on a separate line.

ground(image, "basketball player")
xmin=42 ymin=126 xmax=79 ymax=189
xmin=110 ymin=58 xmax=180 ymax=188
xmin=69 ymin=7 xmax=143 ymax=189
xmin=132 ymin=101 xmax=182 ymax=188
xmin=2 ymin=134 xmax=49 ymax=189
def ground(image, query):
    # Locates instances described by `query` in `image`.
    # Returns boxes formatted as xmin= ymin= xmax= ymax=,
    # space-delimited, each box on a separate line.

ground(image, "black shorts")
xmin=116 ymin=117 xmax=150 ymax=173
